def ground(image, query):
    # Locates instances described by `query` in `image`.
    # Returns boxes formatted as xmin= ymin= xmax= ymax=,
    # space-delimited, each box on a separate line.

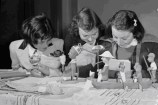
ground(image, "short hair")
xmin=106 ymin=10 xmax=145 ymax=42
xmin=68 ymin=7 xmax=106 ymax=39
xmin=21 ymin=13 xmax=55 ymax=47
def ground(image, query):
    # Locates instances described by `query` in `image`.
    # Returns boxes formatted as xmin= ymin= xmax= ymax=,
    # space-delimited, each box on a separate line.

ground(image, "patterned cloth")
xmin=0 ymin=88 xmax=158 ymax=105
xmin=0 ymin=77 xmax=158 ymax=105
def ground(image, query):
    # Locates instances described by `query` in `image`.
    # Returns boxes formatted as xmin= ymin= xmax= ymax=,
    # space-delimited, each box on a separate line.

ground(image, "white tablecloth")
xmin=0 ymin=77 xmax=158 ymax=105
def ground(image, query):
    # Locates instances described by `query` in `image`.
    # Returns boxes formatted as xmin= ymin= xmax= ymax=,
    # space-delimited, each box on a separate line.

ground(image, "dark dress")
xmin=97 ymin=34 xmax=158 ymax=80
xmin=64 ymin=34 xmax=107 ymax=78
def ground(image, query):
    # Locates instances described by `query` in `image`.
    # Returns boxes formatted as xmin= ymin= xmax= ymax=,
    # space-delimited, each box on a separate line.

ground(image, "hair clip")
xmin=134 ymin=19 xmax=137 ymax=26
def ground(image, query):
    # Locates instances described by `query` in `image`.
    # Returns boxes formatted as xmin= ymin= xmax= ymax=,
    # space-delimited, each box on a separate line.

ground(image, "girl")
xmin=9 ymin=13 xmax=64 ymax=77
xmin=64 ymin=7 xmax=109 ymax=78
xmin=99 ymin=10 xmax=158 ymax=81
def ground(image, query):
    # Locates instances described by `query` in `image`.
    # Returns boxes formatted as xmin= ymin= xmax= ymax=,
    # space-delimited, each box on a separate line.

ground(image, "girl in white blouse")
xmin=9 ymin=13 xmax=65 ymax=77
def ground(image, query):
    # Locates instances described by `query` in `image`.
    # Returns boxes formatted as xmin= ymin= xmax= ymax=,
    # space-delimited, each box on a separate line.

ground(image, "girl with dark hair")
xmin=98 ymin=10 xmax=158 ymax=82
xmin=106 ymin=10 xmax=145 ymax=44
xmin=9 ymin=13 xmax=64 ymax=77
xmin=64 ymin=7 xmax=109 ymax=78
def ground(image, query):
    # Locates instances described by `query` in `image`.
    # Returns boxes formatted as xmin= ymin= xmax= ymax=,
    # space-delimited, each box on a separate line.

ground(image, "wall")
xmin=1 ymin=0 xmax=19 ymax=68
xmin=62 ymin=0 xmax=77 ymax=38
xmin=34 ymin=0 xmax=77 ymax=38
xmin=78 ymin=0 xmax=158 ymax=36
xmin=34 ymin=0 xmax=51 ymax=18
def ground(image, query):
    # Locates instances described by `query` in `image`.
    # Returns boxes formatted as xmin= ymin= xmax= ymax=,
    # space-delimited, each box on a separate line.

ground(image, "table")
xmin=0 ymin=77 xmax=158 ymax=105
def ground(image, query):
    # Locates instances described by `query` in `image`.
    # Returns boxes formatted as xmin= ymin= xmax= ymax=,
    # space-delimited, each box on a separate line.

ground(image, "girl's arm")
xmin=33 ymin=62 xmax=62 ymax=77
xmin=9 ymin=42 xmax=20 ymax=70
xmin=37 ymin=64 xmax=50 ymax=76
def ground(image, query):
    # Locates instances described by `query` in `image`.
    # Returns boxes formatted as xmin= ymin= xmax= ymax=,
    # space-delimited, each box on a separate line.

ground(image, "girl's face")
xmin=33 ymin=38 xmax=52 ymax=52
xmin=79 ymin=27 xmax=99 ymax=45
xmin=112 ymin=26 xmax=134 ymax=48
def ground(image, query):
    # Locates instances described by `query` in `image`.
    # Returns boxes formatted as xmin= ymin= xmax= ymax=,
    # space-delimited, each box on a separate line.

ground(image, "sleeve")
xmin=98 ymin=38 xmax=113 ymax=55
xmin=76 ymin=50 xmax=96 ymax=67
xmin=40 ymin=54 xmax=61 ymax=69
xmin=9 ymin=41 xmax=20 ymax=69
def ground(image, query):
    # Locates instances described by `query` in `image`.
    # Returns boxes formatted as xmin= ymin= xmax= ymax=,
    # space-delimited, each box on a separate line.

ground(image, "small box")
xmin=109 ymin=59 xmax=131 ymax=72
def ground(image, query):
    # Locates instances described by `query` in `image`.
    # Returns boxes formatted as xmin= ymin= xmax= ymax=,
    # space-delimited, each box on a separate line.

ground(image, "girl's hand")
xmin=68 ymin=46 xmax=80 ymax=59
xmin=92 ymin=45 xmax=104 ymax=50
xmin=92 ymin=45 xmax=104 ymax=53
xmin=12 ymin=65 xmax=20 ymax=70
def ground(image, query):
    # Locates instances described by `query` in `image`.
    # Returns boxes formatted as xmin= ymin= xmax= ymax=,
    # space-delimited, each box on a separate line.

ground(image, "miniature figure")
xmin=147 ymin=53 xmax=157 ymax=82
xmin=133 ymin=63 xmax=143 ymax=83
xmin=67 ymin=44 xmax=82 ymax=80
xmin=29 ymin=50 xmax=42 ymax=77
xmin=97 ymin=51 xmax=114 ymax=82
xmin=117 ymin=62 xmax=126 ymax=83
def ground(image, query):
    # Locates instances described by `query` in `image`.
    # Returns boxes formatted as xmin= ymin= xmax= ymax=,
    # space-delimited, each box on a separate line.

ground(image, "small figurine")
xmin=133 ymin=63 xmax=143 ymax=82
xmin=59 ymin=54 xmax=66 ymax=73
xmin=67 ymin=44 xmax=82 ymax=80
xmin=147 ymin=53 xmax=157 ymax=83
xmin=97 ymin=51 xmax=114 ymax=82
xmin=29 ymin=50 xmax=42 ymax=77
xmin=117 ymin=62 xmax=126 ymax=83
xmin=134 ymin=63 xmax=143 ymax=91
xmin=29 ymin=50 xmax=41 ymax=66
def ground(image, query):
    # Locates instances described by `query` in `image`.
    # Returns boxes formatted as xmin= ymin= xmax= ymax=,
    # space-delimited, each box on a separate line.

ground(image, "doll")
xmin=117 ymin=62 xmax=126 ymax=83
xmin=147 ymin=53 xmax=157 ymax=82
xmin=134 ymin=63 xmax=143 ymax=91
xmin=97 ymin=51 xmax=114 ymax=82
xmin=66 ymin=44 xmax=82 ymax=80
xmin=133 ymin=63 xmax=143 ymax=83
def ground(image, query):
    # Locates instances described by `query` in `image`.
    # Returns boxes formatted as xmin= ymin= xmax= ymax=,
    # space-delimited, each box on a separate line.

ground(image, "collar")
xmin=92 ymin=40 xmax=96 ymax=46
xmin=18 ymin=40 xmax=27 ymax=50
xmin=128 ymin=38 xmax=138 ymax=47
xmin=120 ymin=39 xmax=138 ymax=48
xmin=28 ymin=44 xmax=36 ymax=57
xmin=28 ymin=44 xmax=43 ymax=57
